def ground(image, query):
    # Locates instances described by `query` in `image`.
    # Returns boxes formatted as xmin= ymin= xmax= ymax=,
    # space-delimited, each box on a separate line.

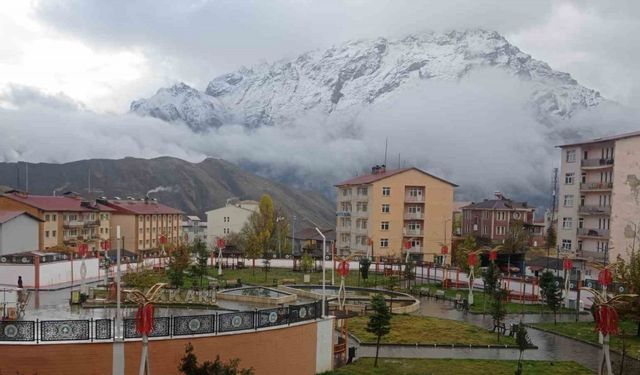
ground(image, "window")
xmin=482 ymin=211 xmax=489 ymax=219
xmin=382 ymin=187 xmax=391 ymax=196
xmin=52 ymin=230 xmax=56 ymax=237
xmin=597 ymin=241 xmax=608 ymax=253
xmin=562 ymin=217 xmax=573 ymax=229
xmin=380 ymin=221 xmax=389 ymax=230
xmin=357 ymin=202 xmax=368 ymax=212
xmin=382 ymin=204 xmax=390 ymax=213
xmin=408 ymin=222 xmax=421 ymax=230
xmin=340 ymin=233 xmax=350 ymax=243
xmin=561 ymin=239 xmax=572 ymax=251
xmin=496 ymin=212 xmax=507 ymax=220
xmin=496 ymin=226 xmax=506 ymax=235
xmin=565 ymin=173 xmax=574 ymax=185
xmin=342 ymin=188 xmax=351 ymax=196
xmin=566 ymin=149 xmax=576 ymax=163
xmin=45 ymin=214 xmax=50 ymax=221
xmin=408 ymin=206 xmax=422 ymax=213
xmin=380 ymin=238 xmax=389 ymax=248
xmin=45 ymin=230 xmax=50 ymax=238
xmin=357 ymin=187 xmax=368 ymax=195
xmin=563 ymin=195 xmax=574 ymax=207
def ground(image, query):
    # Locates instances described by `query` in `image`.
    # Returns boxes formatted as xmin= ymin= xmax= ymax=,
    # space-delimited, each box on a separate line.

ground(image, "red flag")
xmin=563 ymin=258 xmax=573 ymax=271
xmin=440 ymin=245 xmax=448 ymax=255
xmin=598 ymin=268 xmax=613 ymax=287
xmin=594 ymin=305 xmax=619 ymax=335
xmin=136 ymin=304 xmax=154 ymax=335
xmin=489 ymin=250 xmax=497 ymax=261
xmin=78 ymin=243 xmax=88 ymax=257
xmin=159 ymin=235 xmax=167 ymax=245
xmin=404 ymin=241 xmax=412 ymax=249
xmin=217 ymin=238 xmax=225 ymax=248
xmin=467 ymin=253 xmax=478 ymax=267
xmin=337 ymin=261 xmax=349 ymax=277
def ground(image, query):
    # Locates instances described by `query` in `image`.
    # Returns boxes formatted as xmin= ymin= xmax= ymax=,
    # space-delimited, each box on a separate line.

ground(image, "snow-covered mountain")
xmin=130 ymin=82 xmax=227 ymax=132
xmin=131 ymin=29 xmax=604 ymax=131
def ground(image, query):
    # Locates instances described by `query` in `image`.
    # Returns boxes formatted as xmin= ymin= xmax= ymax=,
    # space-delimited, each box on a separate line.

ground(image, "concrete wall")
xmin=611 ymin=137 xmax=640 ymax=261
xmin=557 ymin=146 xmax=582 ymax=255
xmin=0 ymin=258 xmax=101 ymax=288
xmin=0 ymin=214 xmax=39 ymax=255
xmin=206 ymin=205 xmax=257 ymax=247
xmin=0 ymin=263 xmax=34 ymax=288
xmin=0 ymin=320 xmax=326 ymax=375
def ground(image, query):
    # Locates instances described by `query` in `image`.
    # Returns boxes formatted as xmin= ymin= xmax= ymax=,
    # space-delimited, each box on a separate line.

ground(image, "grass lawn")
xmin=348 ymin=314 xmax=516 ymax=346
xmin=531 ymin=320 xmax=640 ymax=359
xmin=321 ymin=358 xmax=593 ymax=375
xmin=411 ymin=283 xmax=577 ymax=314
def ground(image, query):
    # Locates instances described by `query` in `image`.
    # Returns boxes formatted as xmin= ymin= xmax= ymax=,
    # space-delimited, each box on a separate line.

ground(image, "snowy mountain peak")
xmin=132 ymin=29 xmax=604 ymax=130
xmin=130 ymin=82 xmax=227 ymax=132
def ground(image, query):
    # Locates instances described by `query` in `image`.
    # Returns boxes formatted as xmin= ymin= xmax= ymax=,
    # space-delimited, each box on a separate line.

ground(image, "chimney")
xmin=144 ymin=195 xmax=150 ymax=204
xmin=494 ymin=191 xmax=504 ymax=200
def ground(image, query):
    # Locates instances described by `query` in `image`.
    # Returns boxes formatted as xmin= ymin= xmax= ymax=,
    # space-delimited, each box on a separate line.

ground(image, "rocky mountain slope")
xmin=0 ymin=157 xmax=335 ymax=227
xmin=131 ymin=29 xmax=604 ymax=131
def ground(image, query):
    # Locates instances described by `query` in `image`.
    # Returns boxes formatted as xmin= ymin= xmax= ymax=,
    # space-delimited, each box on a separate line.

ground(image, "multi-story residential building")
xmin=99 ymin=197 xmax=183 ymax=252
xmin=0 ymin=210 xmax=41 ymax=255
xmin=0 ymin=191 xmax=113 ymax=252
xmin=182 ymin=215 xmax=207 ymax=244
xmin=206 ymin=200 xmax=259 ymax=247
xmin=461 ymin=192 xmax=536 ymax=243
xmin=557 ymin=130 xmax=640 ymax=264
xmin=334 ymin=165 xmax=456 ymax=262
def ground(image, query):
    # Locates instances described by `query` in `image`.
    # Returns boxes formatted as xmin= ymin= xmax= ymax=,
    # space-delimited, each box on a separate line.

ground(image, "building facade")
xmin=99 ymin=198 xmax=183 ymax=252
xmin=206 ymin=200 xmax=259 ymax=247
xmin=334 ymin=166 xmax=456 ymax=262
xmin=0 ymin=192 xmax=113 ymax=252
xmin=461 ymin=193 xmax=536 ymax=243
xmin=0 ymin=211 xmax=41 ymax=255
xmin=558 ymin=131 xmax=640 ymax=264
xmin=182 ymin=215 xmax=207 ymax=244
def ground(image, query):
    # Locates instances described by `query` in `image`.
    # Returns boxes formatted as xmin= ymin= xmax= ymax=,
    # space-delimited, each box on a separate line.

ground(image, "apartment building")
xmin=182 ymin=215 xmax=207 ymax=244
xmin=461 ymin=192 xmax=536 ymax=243
xmin=206 ymin=200 xmax=259 ymax=247
xmin=334 ymin=165 xmax=456 ymax=262
xmin=99 ymin=197 xmax=183 ymax=252
xmin=0 ymin=191 xmax=113 ymax=252
xmin=557 ymin=130 xmax=640 ymax=264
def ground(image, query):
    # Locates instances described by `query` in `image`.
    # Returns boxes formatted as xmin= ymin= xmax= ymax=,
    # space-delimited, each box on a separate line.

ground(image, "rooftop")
xmin=335 ymin=167 xmax=457 ymax=187
xmin=558 ymin=129 xmax=640 ymax=148
xmin=290 ymin=227 xmax=336 ymax=242
xmin=0 ymin=210 xmax=43 ymax=224
xmin=462 ymin=196 xmax=534 ymax=210
xmin=1 ymin=192 xmax=114 ymax=212
xmin=102 ymin=198 xmax=183 ymax=215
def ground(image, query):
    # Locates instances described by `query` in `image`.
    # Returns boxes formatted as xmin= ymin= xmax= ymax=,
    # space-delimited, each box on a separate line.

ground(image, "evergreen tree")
xmin=367 ymin=294 xmax=392 ymax=367
xmin=191 ymin=239 xmax=209 ymax=287
xmin=515 ymin=321 xmax=530 ymax=375
xmin=540 ymin=270 xmax=562 ymax=324
xmin=491 ymin=288 xmax=508 ymax=343
xmin=168 ymin=244 xmax=191 ymax=288
xmin=178 ymin=343 xmax=254 ymax=375
xmin=482 ymin=260 xmax=501 ymax=314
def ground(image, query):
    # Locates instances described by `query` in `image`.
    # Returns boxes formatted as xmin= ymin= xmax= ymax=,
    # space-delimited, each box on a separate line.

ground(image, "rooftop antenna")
xmin=384 ymin=137 xmax=388 ymax=167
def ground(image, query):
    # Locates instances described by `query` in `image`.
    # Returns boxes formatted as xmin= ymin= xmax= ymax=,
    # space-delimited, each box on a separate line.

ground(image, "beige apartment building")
xmin=206 ymin=200 xmax=259 ymax=248
xmin=0 ymin=191 xmax=113 ymax=252
xmin=99 ymin=198 xmax=183 ymax=252
xmin=558 ymin=130 xmax=640 ymax=264
xmin=335 ymin=166 xmax=456 ymax=263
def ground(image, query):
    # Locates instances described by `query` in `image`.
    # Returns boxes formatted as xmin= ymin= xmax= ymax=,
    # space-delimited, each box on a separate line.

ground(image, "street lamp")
xmin=304 ymin=217 xmax=328 ymax=317
xmin=276 ymin=216 xmax=285 ymax=258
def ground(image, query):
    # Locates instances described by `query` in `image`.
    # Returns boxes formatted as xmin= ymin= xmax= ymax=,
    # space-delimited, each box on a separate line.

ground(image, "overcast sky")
xmin=1 ymin=0 xmax=639 ymax=112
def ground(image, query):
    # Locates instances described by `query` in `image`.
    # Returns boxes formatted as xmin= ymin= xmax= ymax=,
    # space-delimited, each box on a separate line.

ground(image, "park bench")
xmin=236 ymin=261 xmax=245 ymax=269
xmin=492 ymin=320 xmax=506 ymax=335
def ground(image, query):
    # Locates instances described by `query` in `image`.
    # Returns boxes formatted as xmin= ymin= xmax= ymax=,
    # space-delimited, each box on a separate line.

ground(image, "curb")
xmin=349 ymin=334 xmax=537 ymax=350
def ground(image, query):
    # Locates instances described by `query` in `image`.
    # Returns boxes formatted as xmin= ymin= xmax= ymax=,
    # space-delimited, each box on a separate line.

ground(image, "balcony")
xmin=404 ymin=246 xmax=423 ymax=254
xmin=580 ymin=182 xmax=613 ymax=191
xmin=578 ymin=205 xmax=611 ymax=216
xmin=577 ymin=228 xmax=610 ymax=239
xmin=405 ymin=195 xmax=425 ymax=203
xmin=355 ymin=194 xmax=369 ymax=201
xmin=404 ymin=212 xmax=424 ymax=220
xmin=577 ymin=249 xmax=607 ymax=261
xmin=353 ymin=227 xmax=368 ymax=235
xmin=84 ymin=220 xmax=101 ymax=227
xmin=581 ymin=158 xmax=614 ymax=169
xmin=63 ymin=220 xmax=84 ymax=228
xmin=403 ymin=228 xmax=424 ymax=237
xmin=352 ymin=210 xmax=368 ymax=218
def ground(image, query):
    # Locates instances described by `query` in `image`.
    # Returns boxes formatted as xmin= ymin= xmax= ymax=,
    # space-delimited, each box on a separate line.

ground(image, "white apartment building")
xmin=557 ymin=130 xmax=640 ymax=264
xmin=206 ymin=200 xmax=259 ymax=247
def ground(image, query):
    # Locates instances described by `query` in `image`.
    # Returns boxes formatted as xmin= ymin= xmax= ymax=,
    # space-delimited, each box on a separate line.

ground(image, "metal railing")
xmin=405 ymin=195 xmax=425 ymax=203
xmin=63 ymin=220 xmax=85 ymax=228
xmin=578 ymin=205 xmax=611 ymax=215
xmin=403 ymin=228 xmax=424 ymax=236
xmin=581 ymin=158 xmax=614 ymax=167
xmin=577 ymin=228 xmax=610 ymax=238
xmin=0 ymin=301 xmax=322 ymax=343
xmin=580 ymin=182 xmax=613 ymax=191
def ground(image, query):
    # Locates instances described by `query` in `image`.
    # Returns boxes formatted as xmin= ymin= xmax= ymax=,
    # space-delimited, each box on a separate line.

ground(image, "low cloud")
xmin=1 ymin=71 xmax=637 ymax=207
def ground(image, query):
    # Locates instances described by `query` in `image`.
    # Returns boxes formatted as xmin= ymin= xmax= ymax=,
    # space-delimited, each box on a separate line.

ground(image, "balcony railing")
xmin=63 ymin=220 xmax=84 ymax=228
xmin=403 ymin=228 xmax=424 ymax=236
xmin=578 ymin=205 xmax=611 ymax=215
xmin=580 ymin=182 xmax=613 ymax=191
xmin=353 ymin=227 xmax=368 ymax=235
xmin=577 ymin=228 xmax=610 ymax=238
xmin=581 ymin=158 xmax=614 ymax=168
xmin=404 ymin=246 xmax=423 ymax=254
xmin=577 ymin=249 xmax=607 ymax=261
xmin=405 ymin=195 xmax=425 ymax=203
xmin=352 ymin=210 xmax=368 ymax=218
xmin=84 ymin=220 xmax=101 ymax=227
xmin=404 ymin=212 xmax=424 ymax=220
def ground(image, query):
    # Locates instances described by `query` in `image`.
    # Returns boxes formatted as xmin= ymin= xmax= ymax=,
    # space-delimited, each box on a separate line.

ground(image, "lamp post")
xmin=314 ymin=227 xmax=327 ymax=317
xmin=276 ymin=216 xmax=285 ymax=258
xmin=291 ymin=215 xmax=296 ymax=258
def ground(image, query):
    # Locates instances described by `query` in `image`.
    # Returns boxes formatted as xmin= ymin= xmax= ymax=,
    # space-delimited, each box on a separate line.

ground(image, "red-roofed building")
xmin=99 ymin=197 xmax=184 ymax=252
xmin=0 ymin=192 xmax=114 ymax=251
xmin=335 ymin=165 xmax=456 ymax=263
